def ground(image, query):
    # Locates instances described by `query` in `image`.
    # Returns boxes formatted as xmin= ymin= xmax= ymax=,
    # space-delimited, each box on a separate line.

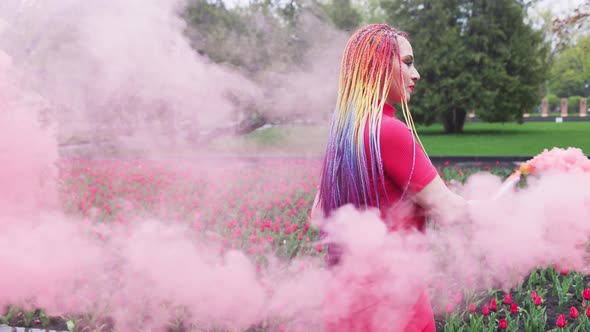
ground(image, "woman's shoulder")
xmin=380 ymin=115 xmax=412 ymax=139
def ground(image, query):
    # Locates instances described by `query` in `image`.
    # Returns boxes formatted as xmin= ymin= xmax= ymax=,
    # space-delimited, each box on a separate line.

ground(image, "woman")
xmin=313 ymin=24 xmax=468 ymax=331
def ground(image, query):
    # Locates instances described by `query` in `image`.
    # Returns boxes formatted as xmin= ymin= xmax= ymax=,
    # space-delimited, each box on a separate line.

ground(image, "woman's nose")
xmin=412 ymin=68 xmax=420 ymax=82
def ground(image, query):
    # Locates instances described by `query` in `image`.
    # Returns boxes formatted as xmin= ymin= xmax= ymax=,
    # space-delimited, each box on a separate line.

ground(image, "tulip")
xmin=531 ymin=290 xmax=537 ymax=299
xmin=446 ymin=303 xmax=454 ymax=313
xmin=534 ymin=296 xmax=542 ymax=306
xmin=504 ymin=294 xmax=512 ymax=305
xmin=498 ymin=318 xmax=507 ymax=330
xmin=468 ymin=303 xmax=476 ymax=313
xmin=586 ymin=305 xmax=590 ymax=318
xmin=490 ymin=298 xmax=497 ymax=311
xmin=482 ymin=304 xmax=489 ymax=316
xmin=583 ymin=289 xmax=590 ymax=300
xmin=570 ymin=306 xmax=579 ymax=319
xmin=556 ymin=314 xmax=566 ymax=328
xmin=510 ymin=302 xmax=518 ymax=314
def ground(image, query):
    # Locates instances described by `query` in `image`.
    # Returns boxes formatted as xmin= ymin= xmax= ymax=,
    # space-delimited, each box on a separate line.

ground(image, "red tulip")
xmin=583 ymin=289 xmax=590 ymax=300
xmin=469 ymin=303 xmax=476 ymax=313
xmin=570 ymin=306 xmax=579 ymax=319
xmin=556 ymin=314 xmax=567 ymax=328
xmin=446 ymin=303 xmax=454 ymax=313
xmin=490 ymin=298 xmax=497 ymax=311
xmin=534 ymin=296 xmax=542 ymax=306
xmin=498 ymin=318 xmax=507 ymax=330
xmin=504 ymin=294 xmax=512 ymax=305
xmin=482 ymin=304 xmax=489 ymax=316
xmin=510 ymin=302 xmax=518 ymax=314
xmin=531 ymin=290 xmax=537 ymax=299
xmin=586 ymin=305 xmax=590 ymax=318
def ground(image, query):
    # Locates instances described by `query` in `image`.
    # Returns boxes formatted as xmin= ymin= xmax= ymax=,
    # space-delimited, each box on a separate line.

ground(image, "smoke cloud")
xmin=2 ymin=1 xmax=590 ymax=331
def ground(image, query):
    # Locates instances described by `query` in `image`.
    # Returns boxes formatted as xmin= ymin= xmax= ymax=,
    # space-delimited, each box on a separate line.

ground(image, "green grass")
xmin=418 ymin=122 xmax=590 ymax=156
xmin=233 ymin=121 xmax=590 ymax=157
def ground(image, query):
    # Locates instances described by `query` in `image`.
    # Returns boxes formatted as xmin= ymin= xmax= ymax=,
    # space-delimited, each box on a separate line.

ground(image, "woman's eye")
xmin=405 ymin=61 xmax=414 ymax=67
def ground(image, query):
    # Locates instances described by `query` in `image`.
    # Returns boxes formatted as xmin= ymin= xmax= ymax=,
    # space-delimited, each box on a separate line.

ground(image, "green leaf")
xmin=39 ymin=310 xmax=50 ymax=327
xmin=23 ymin=309 xmax=35 ymax=327
xmin=575 ymin=273 xmax=585 ymax=300
xmin=2 ymin=306 xmax=17 ymax=324
xmin=66 ymin=319 xmax=76 ymax=332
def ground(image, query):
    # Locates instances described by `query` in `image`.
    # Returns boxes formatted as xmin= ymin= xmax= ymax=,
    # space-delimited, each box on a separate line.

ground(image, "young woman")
xmin=313 ymin=24 xmax=469 ymax=331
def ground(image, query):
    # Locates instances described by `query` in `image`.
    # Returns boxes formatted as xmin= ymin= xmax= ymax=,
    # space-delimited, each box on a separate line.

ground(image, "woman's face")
xmin=386 ymin=37 xmax=420 ymax=105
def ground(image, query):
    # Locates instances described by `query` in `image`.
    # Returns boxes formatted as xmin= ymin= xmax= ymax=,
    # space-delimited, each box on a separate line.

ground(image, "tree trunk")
xmin=442 ymin=108 xmax=466 ymax=134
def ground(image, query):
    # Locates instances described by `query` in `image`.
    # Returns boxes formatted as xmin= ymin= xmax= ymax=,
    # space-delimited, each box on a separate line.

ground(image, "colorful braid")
xmin=318 ymin=24 xmax=423 ymax=218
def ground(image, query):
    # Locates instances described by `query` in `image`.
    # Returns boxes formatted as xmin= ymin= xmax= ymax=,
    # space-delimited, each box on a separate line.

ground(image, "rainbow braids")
xmin=318 ymin=24 xmax=423 ymax=218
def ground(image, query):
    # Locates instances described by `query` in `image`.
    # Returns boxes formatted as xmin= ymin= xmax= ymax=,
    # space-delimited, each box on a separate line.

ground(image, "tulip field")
xmin=2 ymin=157 xmax=589 ymax=332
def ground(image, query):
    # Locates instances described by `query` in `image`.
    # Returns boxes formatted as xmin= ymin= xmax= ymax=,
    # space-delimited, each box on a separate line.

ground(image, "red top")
xmin=364 ymin=103 xmax=438 ymax=232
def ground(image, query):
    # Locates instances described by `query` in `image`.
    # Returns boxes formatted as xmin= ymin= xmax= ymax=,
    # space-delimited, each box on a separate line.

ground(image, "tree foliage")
xmin=549 ymin=34 xmax=590 ymax=97
xmin=183 ymin=0 xmax=307 ymax=74
xmin=325 ymin=0 xmax=361 ymax=31
xmin=380 ymin=0 xmax=548 ymax=132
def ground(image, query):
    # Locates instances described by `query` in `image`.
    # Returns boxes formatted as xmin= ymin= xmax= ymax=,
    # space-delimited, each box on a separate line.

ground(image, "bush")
xmin=546 ymin=94 xmax=560 ymax=111
xmin=568 ymin=96 xmax=583 ymax=112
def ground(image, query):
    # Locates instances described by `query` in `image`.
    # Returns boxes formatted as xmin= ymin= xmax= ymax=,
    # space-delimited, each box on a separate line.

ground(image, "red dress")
xmin=324 ymin=103 xmax=438 ymax=332
xmin=365 ymin=103 xmax=437 ymax=232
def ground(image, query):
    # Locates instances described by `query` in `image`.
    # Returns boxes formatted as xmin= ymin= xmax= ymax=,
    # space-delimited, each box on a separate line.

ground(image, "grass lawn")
xmin=232 ymin=121 xmax=590 ymax=157
xmin=417 ymin=121 xmax=590 ymax=156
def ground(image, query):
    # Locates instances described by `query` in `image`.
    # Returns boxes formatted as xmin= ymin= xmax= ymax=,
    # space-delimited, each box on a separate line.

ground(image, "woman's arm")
xmin=413 ymin=175 xmax=470 ymax=225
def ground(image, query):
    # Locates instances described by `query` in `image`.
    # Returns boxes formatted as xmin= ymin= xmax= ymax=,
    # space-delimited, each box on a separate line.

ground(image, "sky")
xmin=536 ymin=0 xmax=585 ymax=15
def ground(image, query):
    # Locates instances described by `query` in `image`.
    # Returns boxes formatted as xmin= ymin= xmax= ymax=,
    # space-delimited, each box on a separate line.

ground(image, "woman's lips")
xmin=409 ymin=85 xmax=415 ymax=93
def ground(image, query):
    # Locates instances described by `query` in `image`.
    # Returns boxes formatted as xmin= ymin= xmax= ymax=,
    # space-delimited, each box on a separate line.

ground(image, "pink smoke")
xmin=2 ymin=0 xmax=590 ymax=331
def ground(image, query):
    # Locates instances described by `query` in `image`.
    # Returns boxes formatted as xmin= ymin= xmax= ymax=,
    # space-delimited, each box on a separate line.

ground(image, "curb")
xmin=0 ymin=325 xmax=64 ymax=332
xmin=469 ymin=116 xmax=590 ymax=123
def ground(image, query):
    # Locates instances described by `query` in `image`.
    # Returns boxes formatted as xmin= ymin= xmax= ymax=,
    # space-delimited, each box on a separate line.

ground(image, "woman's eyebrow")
xmin=401 ymin=55 xmax=414 ymax=62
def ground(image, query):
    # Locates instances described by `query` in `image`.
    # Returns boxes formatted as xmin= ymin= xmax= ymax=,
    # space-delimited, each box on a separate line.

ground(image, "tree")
xmin=354 ymin=0 xmax=388 ymax=24
xmin=549 ymin=34 xmax=590 ymax=97
xmin=380 ymin=0 xmax=548 ymax=133
xmin=381 ymin=0 xmax=480 ymax=132
xmin=464 ymin=0 xmax=548 ymax=124
xmin=325 ymin=0 xmax=361 ymax=31
xmin=183 ymin=0 xmax=304 ymax=74
xmin=182 ymin=0 xmax=322 ymax=134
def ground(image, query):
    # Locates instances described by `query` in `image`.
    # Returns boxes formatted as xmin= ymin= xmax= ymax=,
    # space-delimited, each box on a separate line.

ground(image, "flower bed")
xmin=1 ymin=158 xmax=588 ymax=331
